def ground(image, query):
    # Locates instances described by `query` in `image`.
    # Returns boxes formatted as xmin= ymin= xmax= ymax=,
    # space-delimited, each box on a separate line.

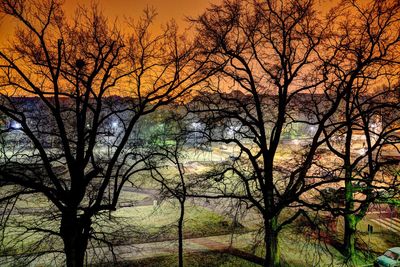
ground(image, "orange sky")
xmin=62 ymin=0 xmax=217 ymax=25
xmin=0 ymin=0 xmax=337 ymax=42
xmin=0 ymin=0 xmax=220 ymax=42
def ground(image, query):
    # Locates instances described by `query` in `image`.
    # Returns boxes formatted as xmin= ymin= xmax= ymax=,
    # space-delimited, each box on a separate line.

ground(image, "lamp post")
xmin=111 ymin=121 xmax=118 ymax=134
xmin=309 ymin=125 xmax=317 ymax=137
xmin=192 ymin=122 xmax=201 ymax=147
xmin=227 ymin=125 xmax=240 ymax=154
xmin=110 ymin=120 xmax=119 ymax=148
xmin=11 ymin=121 xmax=22 ymax=147
xmin=11 ymin=121 xmax=22 ymax=130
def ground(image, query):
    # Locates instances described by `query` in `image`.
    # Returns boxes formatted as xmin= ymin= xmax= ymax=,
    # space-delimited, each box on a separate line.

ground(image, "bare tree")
xmin=0 ymin=1 xmax=214 ymax=266
xmin=319 ymin=0 xmax=400 ymax=263
xmin=189 ymin=0 xmax=349 ymax=266
xmin=145 ymin=110 xmax=190 ymax=267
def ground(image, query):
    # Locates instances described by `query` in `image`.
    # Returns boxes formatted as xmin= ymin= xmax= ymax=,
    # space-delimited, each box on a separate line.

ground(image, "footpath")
xmin=96 ymin=233 xmax=264 ymax=265
xmin=0 ymin=233 xmax=263 ymax=266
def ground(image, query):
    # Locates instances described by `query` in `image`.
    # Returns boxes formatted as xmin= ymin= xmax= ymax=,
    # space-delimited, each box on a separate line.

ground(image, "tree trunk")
xmin=344 ymin=214 xmax=357 ymax=263
xmin=342 ymin=113 xmax=356 ymax=263
xmin=343 ymin=157 xmax=357 ymax=264
xmin=178 ymin=200 xmax=185 ymax=267
xmin=60 ymin=212 xmax=91 ymax=267
xmin=264 ymin=216 xmax=280 ymax=267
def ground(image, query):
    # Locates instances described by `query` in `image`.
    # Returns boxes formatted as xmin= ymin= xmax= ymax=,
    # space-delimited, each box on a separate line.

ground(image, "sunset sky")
xmin=61 ymin=0 xmax=217 ymax=25
xmin=0 ymin=0 xmax=337 ymax=42
xmin=0 ymin=0 xmax=220 ymax=42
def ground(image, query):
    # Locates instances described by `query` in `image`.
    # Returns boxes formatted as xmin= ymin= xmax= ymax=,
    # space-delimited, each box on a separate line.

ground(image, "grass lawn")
xmin=204 ymin=230 xmax=348 ymax=266
xmin=0 ymin=200 xmax=242 ymax=257
xmin=340 ymin=215 xmax=400 ymax=256
xmin=96 ymin=251 xmax=259 ymax=267
xmin=117 ymin=190 xmax=150 ymax=203
xmin=104 ymin=201 xmax=246 ymax=244
xmin=0 ymin=187 xmax=150 ymax=210
xmin=94 ymin=225 xmax=371 ymax=267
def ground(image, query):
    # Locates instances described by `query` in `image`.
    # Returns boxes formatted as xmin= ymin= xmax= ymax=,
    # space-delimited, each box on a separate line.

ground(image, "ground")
xmin=0 ymin=142 xmax=399 ymax=266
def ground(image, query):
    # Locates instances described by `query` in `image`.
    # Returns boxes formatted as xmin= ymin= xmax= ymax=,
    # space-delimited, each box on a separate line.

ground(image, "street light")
xmin=309 ymin=125 xmax=317 ymax=136
xmin=110 ymin=120 xmax=119 ymax=140
xmin=226 ymin=125 xmax=240 ymax=154
xmin=10 ymin=121 xmax=22 ymax=147
xmin=227 ymin=127 xmax=234 ymax=137
xmin=11 ymin=121 xmax=22 ymax=130
xmin=227 ymin=125 xmax=240 ymax=138
xmin=192 ymin=122 xmax=201 ymax=146
xmin=358 ymin=147 xmax=367 ymax=156
xmin=111 ymin=121 xmax=118 ymax=130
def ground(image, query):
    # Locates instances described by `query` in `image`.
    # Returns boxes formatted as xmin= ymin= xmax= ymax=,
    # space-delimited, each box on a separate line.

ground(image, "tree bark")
xmin=264 ymin=216 xmax=280 ymax=267
xmin=178 ymin=200 xmax=185 ymax=267
xmin=344 ymin=213 xmax=357 ymax=263
xmin=343 ymin=162 xmax=357 ymax=263
xmin=60 ymin=212 xmax=91 ymax=267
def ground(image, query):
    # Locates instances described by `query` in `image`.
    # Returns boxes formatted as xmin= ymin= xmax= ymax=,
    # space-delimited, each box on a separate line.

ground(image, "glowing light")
xmin=358 ymin=148 xmax=367 ymax=156
xmin=192 ymin=122 xmax=201 ymax=129
xmin=11 ymin=121 xmax=22 ymax=129
xmin=227 ymin=125 xmax=240 ymax=137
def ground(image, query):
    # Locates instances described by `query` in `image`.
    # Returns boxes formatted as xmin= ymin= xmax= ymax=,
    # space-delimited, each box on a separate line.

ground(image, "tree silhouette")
xmin=320 ymin=0 xmax=400 ymax=262
xmin=189 ymin=0 xmax=350 ymax=265
xmin=0 ymin=1 xmax=214 ymax=266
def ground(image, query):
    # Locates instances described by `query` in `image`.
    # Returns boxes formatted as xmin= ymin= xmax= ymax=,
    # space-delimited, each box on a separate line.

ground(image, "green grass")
xmin=355 ymin=216 xmax=400 ymax=256
xmin=1 ymin=200 xmax=242 ymax=256
xmin=0 ymin=186 xmax=52 ymax=209
xmin=0 ymin=187 xmax=150 ymax=210
xmin=103 ymin=201 xmax=245 ymax=244
xmin=97 ymin=225 xmax=372 ymax=267
xmin=206 ymin=229 xmax=369 ymax=266
xmin=95 ymin=251 xmax=259 ymax=267
xmin=0 ymin=215 xmax=61 ymax=255
xmin=117 ymin=191 xmax=149 ymax=203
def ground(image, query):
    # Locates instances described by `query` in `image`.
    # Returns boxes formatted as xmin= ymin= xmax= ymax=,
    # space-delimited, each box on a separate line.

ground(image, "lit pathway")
xmin=97 ymin=233 xmax=263 ymax=264
xmin=0 ymin=233 xmax=263 ymax=267
xmin=370 ymin=217 xmax=400 ymax=233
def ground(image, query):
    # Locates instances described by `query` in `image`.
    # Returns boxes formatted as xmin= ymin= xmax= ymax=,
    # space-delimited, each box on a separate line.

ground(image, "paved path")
xmin=0 ymin=184 xmax=265 ymax=266
xmin=370 ymin=217 xmax=400 ymax=233
xmin=0 ymin=232 xmax=262 ymax=267
xmin=98 ymin=232 xmax=262 ymax=265
xmin=0 ymin=188 xmax=158 ymax=216
xmin=104 ymin=234 xmax=250 ymax=261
